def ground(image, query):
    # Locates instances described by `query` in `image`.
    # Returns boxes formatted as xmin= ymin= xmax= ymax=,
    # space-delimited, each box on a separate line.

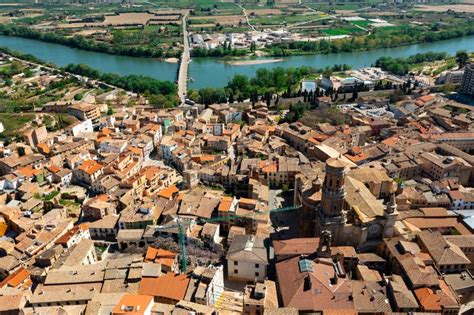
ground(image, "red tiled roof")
xmin=157 ymin=185 xmax=179 ymax=199
xmin=139 ymin=274 xmax=189 ymax=301
xmin=0 ymin=267 xmax=29 ymax=289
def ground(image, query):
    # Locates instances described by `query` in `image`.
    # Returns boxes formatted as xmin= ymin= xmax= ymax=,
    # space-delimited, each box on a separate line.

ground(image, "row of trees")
xmin=0 ymin=24 xmax=178 ymax=59
xmin=188 ymin=65 xmax=354 ymax=105
xmin=63 ymin=64 xmax=178 ymax=106
xmin=190 ymin=45 xmax=247 ymax=58
xmin=374 ymin=51 xmax=449 ymax=75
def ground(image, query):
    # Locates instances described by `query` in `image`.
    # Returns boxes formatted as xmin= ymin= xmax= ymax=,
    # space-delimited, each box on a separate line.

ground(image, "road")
xmin=177 ymin=11 xmax=190 ymax=104
xmin=236 ymin=4 xmax=256 ymax=32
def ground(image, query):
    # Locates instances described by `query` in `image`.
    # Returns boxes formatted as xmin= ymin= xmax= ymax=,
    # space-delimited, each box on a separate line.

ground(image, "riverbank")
xmin=1 ymin=21 xmax=474 ymax=62
xmin=164 ymin=57 xmax=179 ymax=63
xmin=2 ymin=34 xmax=474 ymax=89
xmin=226 ymin=59 xmax=283 ymax=66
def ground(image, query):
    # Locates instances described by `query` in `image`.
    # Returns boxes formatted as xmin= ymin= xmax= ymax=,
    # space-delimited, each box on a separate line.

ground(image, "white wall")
xmin=228 ymin=259 xmax=266 ymax=282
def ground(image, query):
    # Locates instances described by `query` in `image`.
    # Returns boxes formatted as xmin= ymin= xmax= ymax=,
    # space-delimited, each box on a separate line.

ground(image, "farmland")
xmin=0 ymin=0 xmax=473 ymax=59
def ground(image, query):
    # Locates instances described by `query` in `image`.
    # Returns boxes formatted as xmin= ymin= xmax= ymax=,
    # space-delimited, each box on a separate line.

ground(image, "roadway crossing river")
xmin=177 ymin=12 xmax=190 ymax=104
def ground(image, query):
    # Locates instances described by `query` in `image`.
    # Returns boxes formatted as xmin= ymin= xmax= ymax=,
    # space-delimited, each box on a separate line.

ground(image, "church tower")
xmin=315 ymin=157 xmax=348 ymax=245
xmin=383 ymin=193 xmax=398 ymax=238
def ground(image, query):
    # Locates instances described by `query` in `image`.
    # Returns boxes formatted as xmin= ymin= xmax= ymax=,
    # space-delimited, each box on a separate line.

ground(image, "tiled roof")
xmin=138 ymin=274 xmax=189 ymax=301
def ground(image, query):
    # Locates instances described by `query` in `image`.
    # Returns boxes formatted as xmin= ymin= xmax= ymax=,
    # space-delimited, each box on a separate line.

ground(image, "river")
xmin=1 ymin=35 xmax=474 ymax=89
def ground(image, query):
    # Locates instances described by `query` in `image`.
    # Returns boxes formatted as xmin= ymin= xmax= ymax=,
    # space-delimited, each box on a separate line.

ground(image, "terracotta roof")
xmin=218 ymin=196 xmax=233 ymax=212
xmin=139 ymin=274 xmax=189 ymax=301
xmin=112 ymin=294 xmax=153 ymax=315
xmin=55 ymin=225 xmax=85 ymax=245
xmin=388 ymin=274 xmax=419 ymax=309
xmin=17 ymin=166 xmax=42 ymax=178
xmin=0 ymin=267 xmax=29 ymax=289
xmin=414 ymin=287 xmax=441 ymax=312
xmin=275 ymin=256 xmax=354 ymax=312
xmin=157 ymin=185 xmax=179 ymax=199
xmin=37 ymin=143 xmax=50 ymax=154
xmin=47 ymin=164 xmax=61 ymax=173
xmin=448 ymin=190 xmax=464 ymax=200
xmin=418 ymin=231 xmax=471 ymax=266
xmin=239 ymin=198 xmax=257 ymax=206
xmin=273 ymin=238 xmax=319 ymax=259
xmin=78 ymin=159 xmax=103 ymax=175
xmin=144 ymin=247 xmax=177 ymax=268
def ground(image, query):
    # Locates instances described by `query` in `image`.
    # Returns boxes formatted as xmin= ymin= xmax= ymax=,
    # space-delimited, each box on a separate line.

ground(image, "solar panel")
xmin=298 ymin=259 xmax=313 ymax=273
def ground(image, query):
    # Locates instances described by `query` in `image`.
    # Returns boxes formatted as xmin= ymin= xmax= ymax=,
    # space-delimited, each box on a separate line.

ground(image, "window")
xmin=234 ymin=269 xmax=238 ymax=274
xmin=234 ymin=261 xmax=238 ymax=266
xmin=255 ymin=272 xmax=259 ymax=277
xmin=255 ymin=263 xmax=259 ymax=268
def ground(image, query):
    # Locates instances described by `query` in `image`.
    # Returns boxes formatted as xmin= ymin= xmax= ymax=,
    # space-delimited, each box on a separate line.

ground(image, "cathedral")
xmin=295 ymin=157 xmax=398 ymax=247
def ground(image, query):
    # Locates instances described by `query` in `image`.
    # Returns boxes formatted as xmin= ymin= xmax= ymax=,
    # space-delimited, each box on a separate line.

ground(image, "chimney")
xmin=330 ymin=271 xmax=338 ymax=285
xmin=303 ymin=275 xmax=312 ymax=291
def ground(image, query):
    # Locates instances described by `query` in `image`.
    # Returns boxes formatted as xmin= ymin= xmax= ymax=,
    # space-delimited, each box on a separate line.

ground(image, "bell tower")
xmin=383 ymin=193 xmax=398 ymax=238
xmin=315 ymin=157 xmax=347 ymax=245
xmin=321 ymin=158 xmax=347 ymax=217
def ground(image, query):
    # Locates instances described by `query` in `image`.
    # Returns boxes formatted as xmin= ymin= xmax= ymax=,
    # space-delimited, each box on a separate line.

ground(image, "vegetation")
xmin=281 ymin=102 xmax=350 ymax=127
xmin=374 ymin=51 xmax=449 ymax=75
xmin=191 ymin=44 xmax=247 ymax=57
xmin=455 ymin=50 xmax=470 ymax=68
xmin=0 ymin=113 xmax=35 ymax=138
xmin=188 ymin=65 xmax=354 ymax=105
xmin=63 ymin=64 xmax=178 ymax=107
xmin=268 ymin=22 xmax=474 ymax=56
xmin=0 ymin=24 xmax=178 ymax=59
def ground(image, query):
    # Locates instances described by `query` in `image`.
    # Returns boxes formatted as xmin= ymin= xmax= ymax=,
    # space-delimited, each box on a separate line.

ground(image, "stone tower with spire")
xmin=315 ymin=157 xmax=348 ymax=245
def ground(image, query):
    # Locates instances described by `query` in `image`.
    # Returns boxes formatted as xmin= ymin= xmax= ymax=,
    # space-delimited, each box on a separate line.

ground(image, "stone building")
xmin=297 ymin=157 xmax=398 ymax=247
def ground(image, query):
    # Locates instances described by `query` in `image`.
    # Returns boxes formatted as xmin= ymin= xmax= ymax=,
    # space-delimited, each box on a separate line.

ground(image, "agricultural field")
xmin=414 ymin=4 xmax=474 ymax=13
xmin=0 ymin=0 xmax=473 ymax=59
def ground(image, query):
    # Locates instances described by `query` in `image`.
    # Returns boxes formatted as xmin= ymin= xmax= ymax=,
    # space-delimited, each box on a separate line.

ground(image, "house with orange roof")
xmin=414 ymin=94 xmax=435 ymax=107
xmin=112 ymin=294 xmax=154 ymax=315
xmin=0 ymin=267 xmax=31 ymax=290
xmin=414 ymin=280 xmax=459 ymax=314
xmin=139 ymin=273 xmax=190 ymax=304
xmin=73 ymin=159 xmax=104 ymax=185
xmin=156 ymin=185 xmax=179 ymax=200
xmin=55 ymin=224 xmax=90 ymax=248
xmin=16 ymin=165 xmax=43 ymax=180
xmin=144 ymin=247 xmax=178 ymax=273
xmin=36 ymin=143 xmax=50 ymax=155
xmin=218 ymin=196 xmax=238 ymax=232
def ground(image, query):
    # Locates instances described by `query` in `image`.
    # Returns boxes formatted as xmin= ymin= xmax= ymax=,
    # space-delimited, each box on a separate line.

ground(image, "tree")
xmin=322 ymin=68 xmax=333 ymax=79
xmin=455 ymin=51 xmax=469 ymax=68
xmin=352 ymin=90 xmax=358 ymax=101
xmin=17 ymin=147 xmax=26 ymax=157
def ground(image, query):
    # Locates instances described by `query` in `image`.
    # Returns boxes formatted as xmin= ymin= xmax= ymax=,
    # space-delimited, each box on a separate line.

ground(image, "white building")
xmin=99 ymin=139 xmax=128 ymax=154
xmin=226 ymin=235 xmax=268 ymax=282
xmin=70 ymin=119 xmax=93 ymax=137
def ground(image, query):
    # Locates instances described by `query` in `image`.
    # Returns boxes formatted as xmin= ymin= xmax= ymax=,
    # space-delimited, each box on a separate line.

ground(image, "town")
xmin=0 ymin=43 xmax=473 ymax=315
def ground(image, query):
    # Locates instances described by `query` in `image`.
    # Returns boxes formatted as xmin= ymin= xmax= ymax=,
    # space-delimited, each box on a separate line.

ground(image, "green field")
xmin=251 ymin=13 xmax=327 ymax=26
xmin=322 ymin=27 xmax=364 ymax=36
xmin=350 ymin=20 xmax=373 ymax=28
